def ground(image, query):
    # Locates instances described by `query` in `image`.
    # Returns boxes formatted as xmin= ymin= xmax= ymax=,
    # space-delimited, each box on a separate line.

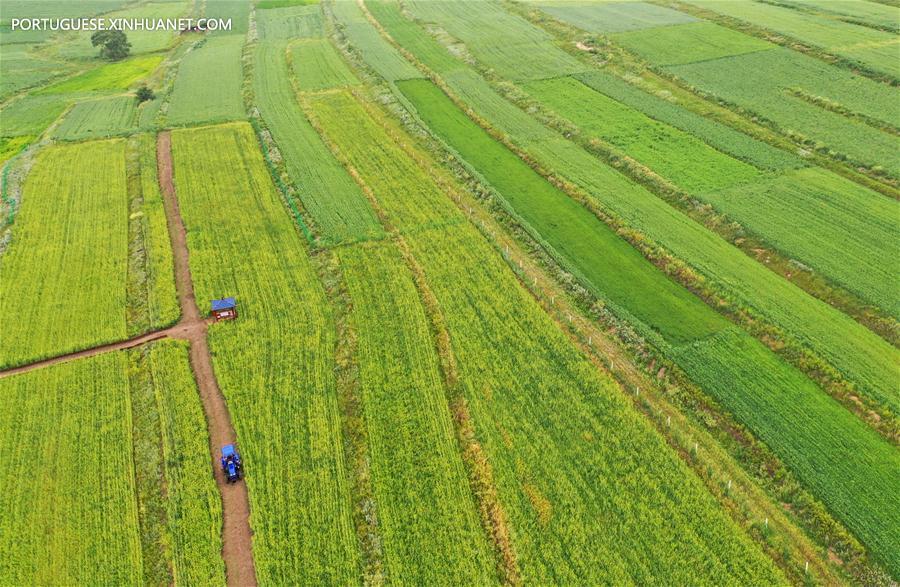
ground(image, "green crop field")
xmin=254 ymin=41 xmax=380 ymax=243
xmin=52 ymin=95 xmax=138 ymax=140
xmin=0 ymin=140 xmax=129 ymax=368
xmin=680 ymin=0 xmax=900 ymax=78
xmin=309 ymin=88 xmax=786 ymax=584
xmin=166 ymin=35 xmax=246 ymax=126
xmin=2 ymin=0 xmax=898 ymax=583
xmin=0 ymin=343 xmax=223 ymax=585
xmin=39 ymin=54 xmax=164 ymax=94
xmin=291 ymin=38 xmax=360 ymax=91
xmin=170 ymin=122 xmax=358 ymax=584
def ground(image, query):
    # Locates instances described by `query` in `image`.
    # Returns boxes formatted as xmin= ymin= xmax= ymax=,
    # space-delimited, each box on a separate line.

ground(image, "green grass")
xmin=167 ymin=36 xmax=246 ymax=126
xmin=170 ymin=122 xmax=359 ymax=584
xmin=703 ymin=168 xmax=900 ymax=317
xmin=395 ymin=76 xmax=900 ymax=575
xmin=535 ymin=1 xmax=698 ymax=33
xmin=0 ymin=343 xmax=224 ymax=585
xmin=39 ymin=55 xmax=164 ymax=94
xmin=524 ymin=75 xmax=761 ymax=192
xmin=53 ymin=96 xmax=138 ymax=140
xmin=254 ymin=41 xmax=381 ymax=243
xmin=257 ymin=4 xmax=322 ymax=39
xmin=399 ymin=78 xmax=727 ymax=345
xmin=0 ymin=44 xmax=72 ymax=99
xmin=338 ymin=241 xmax=497 ymax=583
xmin=681 ymin=0 xmax=900 ymax=78
xmin=405 ymin=0 xmax=587 ymax=80
xmin=667 ymin=48 xmax=900 ymax=176
xmin=574 ymin=70 xmax=802 ymax=172
xmin=290 ymin=39 xmax=360 ymax=91
xmin=0 ymin=94 xmax=70 ymax=136
xmin=0 ymin=140 xmax=129 ymax=368
xmin=778 ymin=0 xmax=900 ymax=32
xmin=612 ymin=21 xmax=775 ymax=66
xmin=332 ymin=0 xmax=425 ymax=81
xmin=310 ymin=88 xmax=786 ymax=585
xmin=370 ymin=6 xmax=900 ymax=419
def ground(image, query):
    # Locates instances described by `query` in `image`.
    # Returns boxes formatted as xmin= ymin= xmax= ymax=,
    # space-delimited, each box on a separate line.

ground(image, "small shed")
xmin=211 ymin=297 xmax=237 ymax=321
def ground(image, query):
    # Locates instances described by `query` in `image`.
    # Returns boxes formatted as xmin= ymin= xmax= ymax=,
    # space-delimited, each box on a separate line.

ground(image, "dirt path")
xmin=157 ymin=131 xmax=258 ymax=587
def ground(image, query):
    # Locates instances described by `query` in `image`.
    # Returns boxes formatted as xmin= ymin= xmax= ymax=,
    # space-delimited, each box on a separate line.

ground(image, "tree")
xmin=90 ymin=30 xmax=131 ymax=61
xmin=135 ymin=86 xmax=155 ymax=103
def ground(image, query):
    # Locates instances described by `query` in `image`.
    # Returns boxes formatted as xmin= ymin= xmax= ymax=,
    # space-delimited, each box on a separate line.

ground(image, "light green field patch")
xmin=53 ymin=96 xmax=138 ymax=140
xmin=39 ymin=55 xmax=164 ymax=94
xmin=291 ymin=39 xmax=360 ymax=91
xmin=0 ymin=136 xmax=31 ymax=164
xmin=257 ymin=4 xmax=322 ymax=39
xmin=524 ymin=75 xmax=760 ymax=192
xmin=536 ymin=1 xmax=698 ymax=33
xmin=0 ymin=94 xmax=71 ymax=136
xmin=167 ymin=36 xmax=246 ymax=125
xmin=258 ymin=0 xmax=319 ymax=7
xmin=613 ymin=21 xmax=775 ymax=65
xmin=0 ymin=44 xmax=73 ymax=99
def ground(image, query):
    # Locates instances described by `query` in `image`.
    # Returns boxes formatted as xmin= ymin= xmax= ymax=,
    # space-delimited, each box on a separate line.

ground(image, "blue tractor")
xmin=221 ymin=444 xmax=244 ymax=483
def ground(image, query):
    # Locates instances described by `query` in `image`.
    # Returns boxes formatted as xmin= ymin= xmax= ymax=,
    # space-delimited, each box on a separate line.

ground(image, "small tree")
xmin=135 ymin=86 xmax=155 ymax=103
xmin=90 ymin=30 xmax=131 ymax=61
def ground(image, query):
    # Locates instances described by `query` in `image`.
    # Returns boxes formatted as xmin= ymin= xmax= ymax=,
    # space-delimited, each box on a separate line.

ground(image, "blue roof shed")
xmin=211 ymin=297 xmax=236 ymax=311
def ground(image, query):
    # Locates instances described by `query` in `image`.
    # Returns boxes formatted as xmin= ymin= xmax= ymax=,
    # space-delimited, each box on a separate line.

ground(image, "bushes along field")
xmin=254 ymin=41 xmax=381 ymax=244
xmin=309 ymin=88 xmax=786 ymax=584
xmin=0 ymin=343 xmax=223 ymax=585
xmin=167 ymin=36 xmax=246 ymax=126
xmin=0 ymin=140 xmax=129 ymax=368
xmin=170 ymin=123 xmax=359 ymax=584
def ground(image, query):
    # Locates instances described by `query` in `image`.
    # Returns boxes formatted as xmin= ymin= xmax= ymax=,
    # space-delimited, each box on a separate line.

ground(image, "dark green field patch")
xmin=397 ymin=78 xmax=728 ymax=344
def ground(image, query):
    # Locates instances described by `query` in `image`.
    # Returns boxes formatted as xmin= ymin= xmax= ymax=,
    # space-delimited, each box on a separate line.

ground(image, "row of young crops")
xmin=0 ymin=341 xmax=223 ymax=585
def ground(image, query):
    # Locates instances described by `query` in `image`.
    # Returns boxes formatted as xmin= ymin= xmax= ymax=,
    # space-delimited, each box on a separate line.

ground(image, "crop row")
xmin=167 ymin=36 xmax=246 ymax=126
xmin=170 ymin=122 xmax=359 ymax=584
xmin=0 ymin=341 xmax=222 ymax=585
xmin=307 ymin=87 xmax=785 ymax=584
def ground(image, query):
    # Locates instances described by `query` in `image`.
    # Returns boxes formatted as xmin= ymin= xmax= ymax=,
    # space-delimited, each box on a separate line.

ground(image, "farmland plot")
xmin=406 ymin=0 xmax=587 ymax=81
xmin=523 ymin=75 xmax=760 ymax=192
xmin=291 ymin=39 xmax=361 ymax=91
xmin=0 ymin=140 xmax=128 ymax=368
xmin=611 ymin=21 xmax=775 ymax=66
xmin=573 ymin=70 xmax=802 ymax=172
xmin=254 ymin=41 xmax=381 ymax=243
xmin=53 ymin=96 xmax=138 ymax=140
xmin=331 ymin=0 xmax=422 ymax=82
xmin=369 ymin=1 xmax=900 ymax=420
xmin=39 ymin=54 xmax=164 ymax=94
xmin=167 ymin=36 xmax=245 ymax=126
xmin=257 ymin=4 xmax=323 ymax=39
xmin=0 ymin=94 xmax=71 ymax=137
xmin=309 ymin=89 xmax=786 ymax=585
xmin=523 ymin=76 xmax=899 ymax=317
xmin=776 ymin=0 xmax=900 ymax=32
xmin=0 ymin=44 xmax=72 ymax=99
xmin=393 ymin=78 xmax=900 ymax=573
xmin=338 ymin=242 xmax=497 ymax=583
xmin=680 ymin=0 xmax=900 ymax=78
xmin=0 ymin=0 xmax=131 ymax=44
xmin=205 ymin=0 xmax=250 ymax=36
xmin=0 ymin=343 xmax=223 ymax=585
xmin=170 ymin=123 xmax=359 ymax=584
xmin=534 ymin=1 xmax=698 ymax=33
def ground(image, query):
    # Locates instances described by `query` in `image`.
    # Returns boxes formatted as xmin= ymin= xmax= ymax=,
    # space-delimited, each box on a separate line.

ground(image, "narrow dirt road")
xmin=157 ymin=131 xmax=258 ymax=587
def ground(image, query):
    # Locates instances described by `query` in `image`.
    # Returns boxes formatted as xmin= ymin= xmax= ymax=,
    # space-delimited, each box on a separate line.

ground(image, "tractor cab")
xmin=221 ymin=444 xmax=243 ymax=483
